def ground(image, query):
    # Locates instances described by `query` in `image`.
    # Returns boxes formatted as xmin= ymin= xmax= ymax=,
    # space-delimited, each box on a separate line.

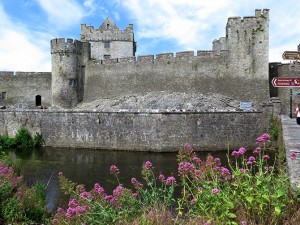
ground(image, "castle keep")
xmin=0 ymin=10 xmax=276 ymax=151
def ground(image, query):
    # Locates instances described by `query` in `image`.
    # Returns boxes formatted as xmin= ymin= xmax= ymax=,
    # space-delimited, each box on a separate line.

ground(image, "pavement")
xmin=281 ymin=115 xmax=300 ymax=188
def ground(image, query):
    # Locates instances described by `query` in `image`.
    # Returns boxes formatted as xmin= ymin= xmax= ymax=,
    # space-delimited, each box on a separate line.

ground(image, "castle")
xmin=0 ymin=9 xmax=270 ymax=111
xmin=0 ymin=9 xmax=277 ymax=151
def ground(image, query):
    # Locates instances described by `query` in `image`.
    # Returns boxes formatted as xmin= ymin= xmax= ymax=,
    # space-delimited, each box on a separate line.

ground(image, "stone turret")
xmin=226 ymin=9 xmax=269 ymax=79
xmin=50 ymin=38 xmax=89 ymax=108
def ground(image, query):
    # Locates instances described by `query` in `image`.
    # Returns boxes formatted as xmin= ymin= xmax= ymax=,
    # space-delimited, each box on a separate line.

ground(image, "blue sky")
xmin=0 ymin=0 xmax=300 ymax=71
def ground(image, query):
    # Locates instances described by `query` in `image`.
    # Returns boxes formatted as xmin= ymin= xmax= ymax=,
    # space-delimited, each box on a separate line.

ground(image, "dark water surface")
xmin=8 ymin=148 xmax=233 ymax=211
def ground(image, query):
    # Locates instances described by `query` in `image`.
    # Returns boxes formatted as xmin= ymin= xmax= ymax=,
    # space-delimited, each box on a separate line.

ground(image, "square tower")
xmin=80 ymin=18 xmax=136 ymax=60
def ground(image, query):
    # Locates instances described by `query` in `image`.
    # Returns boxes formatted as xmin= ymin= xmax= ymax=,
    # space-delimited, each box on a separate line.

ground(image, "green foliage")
xmin=0 ymin=127 xmax=44 ymax=151
xmin=269 ymin=115 xmax=280 ymax=143
xmin=0 ymin=161 xmax=49 ymax=224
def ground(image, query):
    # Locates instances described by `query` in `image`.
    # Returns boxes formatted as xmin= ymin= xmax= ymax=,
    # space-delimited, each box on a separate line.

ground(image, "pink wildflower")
xmin=238 ymin=147 xmax=246 ymax=155
xmin=256 ymin=136 xmax=264 ymax=144
xmin=183 ymin=143 xmax=193 ymax=153
xmin=94 ymin=183 xmax=105 ymax=195
xmin=231 ymin=150 xmax=240 ymax=157
xmin=193 ymin=156 xmax=202 ymax=164
xmin=212 ymin=188 xmax=220 ymax=194
xmin=52 ymin=219 xmax=57 ymax=224
xmin=145 ymin=161 xmax=152 ymax=168
xmin=291 ymin=151 xmax=298 ymax=160
xmin=165 ymin=176 xmax=176 ymax=186
xmin=57 ymin=207 xmax=64 ymax=213
xmin=178 ymin=162 xmax=194 ymax=175
xmin=158 ymin=172 xmax=165 ymax=181
xmin=109 ymin=165 xmax=120 ymax=175
xmin=262 ymin=133 xmax=271 ymax=142
xmin=241 ymin=221 xmax=247 ymax=225
xmin=113 ymin=185 xmax=123 ymax=196
xmin=131 ymin=177 xmax=138 ymax=184
xmin=214 ymin=157 xmax=221 ymax=166
xmin=248 ymin=156 xmax=256 ymax=162
xmin=58 ymin=172 xmax=63 ymax=176
xmin=75 ymin=205 xmax=87 ymax=214
xmin=104 ymin=195 xmax=114 ymax=203
xmin=80 ymin=191 xmax=93 ymax=199
xmin=204 ymin=222 xmax=211 ymax=225
xmin=256 ymin=133 xmax=271 ymax=144
xmin=253 ymin=147 xmax=261 ymax=154
xmin=263 ymin=155 xmax=270 ymax=159
xmin=68 ymin=199 xmax=78 ymax=208
xmin=190 ymin=199 xmax=196 ymax=205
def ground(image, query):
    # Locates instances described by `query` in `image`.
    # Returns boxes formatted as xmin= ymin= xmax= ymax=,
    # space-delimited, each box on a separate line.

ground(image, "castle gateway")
xmin=0 ymin=9 xmax=275 ymax=151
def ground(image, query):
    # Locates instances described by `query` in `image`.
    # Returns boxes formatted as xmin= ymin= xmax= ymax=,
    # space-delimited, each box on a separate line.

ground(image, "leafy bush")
xmin=0 ymin=161 xmax=49 ymax=224
xmin=0 ymin=127 xmax=44 ymax=151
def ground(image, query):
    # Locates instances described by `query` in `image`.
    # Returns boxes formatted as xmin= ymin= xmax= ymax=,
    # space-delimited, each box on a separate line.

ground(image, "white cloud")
xmin=35 ymin=0 xmax=84 ymax=29
xmin=0 ymin=4 xmax=50 ymax=71
xmin=118 ymin=0 xmax=235 ymax=51
xmin=117 ymin=0 xmax=300 ymax=62
xmin=0 ymin=31 xmax=50 ymax=71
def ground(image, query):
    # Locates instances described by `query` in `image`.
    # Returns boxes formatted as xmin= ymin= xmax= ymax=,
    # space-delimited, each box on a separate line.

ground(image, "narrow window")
xmin=69 ymin=79 xmax=77 ymax=87
xmin=104 ymin=55 xmax=111 ymax=59
xmin=35 ymin=95 xmax=41 ymax=106
xmin=0 ymin=92 xmax=6 ymax=100
xmin=104 ymin=41 xmax=110 ymax=48
xmin=107 ymin=24 xmax=110 ymax=29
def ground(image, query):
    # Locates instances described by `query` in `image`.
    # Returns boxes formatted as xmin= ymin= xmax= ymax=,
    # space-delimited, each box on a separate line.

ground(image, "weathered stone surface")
xmin=281 ymin=115 xmax=300 ymax=188
xmin=0 ymin=109 xmax=269 ymax=152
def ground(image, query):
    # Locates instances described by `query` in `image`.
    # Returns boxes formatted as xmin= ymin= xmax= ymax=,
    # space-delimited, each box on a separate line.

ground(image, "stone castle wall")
xmin=0 ymin=72 xmax=52 ymax=108
xmin=0 ymin=109 xmax=270 ymax=151
xmin=83 ymin=49 xmax=269 ymax=108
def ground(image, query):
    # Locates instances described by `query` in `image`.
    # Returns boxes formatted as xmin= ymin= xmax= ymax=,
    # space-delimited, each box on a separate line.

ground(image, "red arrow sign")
xmin=272 ymin=78 xmax=300 ymax=87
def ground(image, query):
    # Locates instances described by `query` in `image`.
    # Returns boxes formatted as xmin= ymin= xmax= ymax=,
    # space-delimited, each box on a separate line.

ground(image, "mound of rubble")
xmin=75 ymin=91 xmax=256 ymax=112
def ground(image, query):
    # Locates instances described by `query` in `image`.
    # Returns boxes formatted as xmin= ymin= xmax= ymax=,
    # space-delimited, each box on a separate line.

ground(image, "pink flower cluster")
xmin=94 ymin=183 xmax=105 ymax=195
xmin=0 ymin=162 xmax=23 ymax=188
xmin=165 ymin=176 xmax=176 ymax=186
xmin=178 ymin=162 xmax=195 ymax=176
xmin=247 ymin=156 xmax=256 ymax=165
xmin=145 ymin=161 xmax=152 ymax=168
xmin=256 ymin=133 xmax=270 ymax=144
xmin=291 ymin=151 xmax=298 ymax=160
xmin=109 ymin=165 xmax=120 ymax=175
xmin=231 ymin=147 xmax=247 ymax=158
xmin=131 ymin=177 xmax=143 ymax=189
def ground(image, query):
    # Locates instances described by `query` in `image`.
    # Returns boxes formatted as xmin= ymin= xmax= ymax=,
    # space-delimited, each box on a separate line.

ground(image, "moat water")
xmin=7 ymin=147 xmax=244 ymax=212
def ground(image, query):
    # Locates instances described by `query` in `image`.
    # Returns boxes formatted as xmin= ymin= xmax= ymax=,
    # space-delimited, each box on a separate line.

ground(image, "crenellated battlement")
xmin=80 ymin=23 xmax=134 ymax=42
xmin=227 ymin=9 xmax=269 ymax=29
xmin=50 ymin=38 xmax=83 ymax=54
xmin=89 ymin=50 xmax=229 ymax=66
xmin=0 ymin=71 xmax=51 ymax=77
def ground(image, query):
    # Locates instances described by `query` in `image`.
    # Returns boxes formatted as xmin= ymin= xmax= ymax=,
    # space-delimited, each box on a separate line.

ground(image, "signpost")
xmin=271 ymin=78 xmax=300 ymax=87
xmin=281 ymin=51 xmax=300 ymax=117
xmin=282 ymin=51 xmax=300 ymax=60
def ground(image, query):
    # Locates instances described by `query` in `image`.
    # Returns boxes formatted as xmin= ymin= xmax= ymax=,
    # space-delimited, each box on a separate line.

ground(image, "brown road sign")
xmin=282 ymin=51 xmax=300 ymax=60
xmin=271 ymin=77 xmax=300 ymax=87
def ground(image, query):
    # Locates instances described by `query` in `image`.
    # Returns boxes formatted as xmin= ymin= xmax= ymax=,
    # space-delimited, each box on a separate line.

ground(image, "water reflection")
xmin=8 ymin=148 xmax=232 ymax=212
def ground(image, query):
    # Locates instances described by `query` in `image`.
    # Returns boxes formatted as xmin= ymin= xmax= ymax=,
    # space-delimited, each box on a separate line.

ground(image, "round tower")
xmin=51 ymin=38 xmax=82 ymax=108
